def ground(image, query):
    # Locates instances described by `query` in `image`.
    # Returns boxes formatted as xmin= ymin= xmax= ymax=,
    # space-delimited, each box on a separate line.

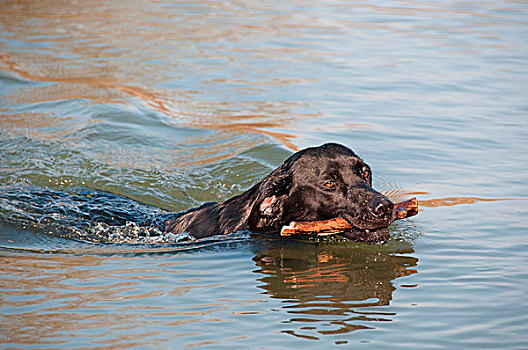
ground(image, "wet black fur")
xmin=165 ymin=143 xmax=395 ymax=243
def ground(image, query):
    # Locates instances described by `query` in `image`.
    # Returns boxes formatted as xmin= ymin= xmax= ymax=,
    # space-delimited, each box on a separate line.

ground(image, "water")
xmin=1 ymin=0 xmax=527 ymax=348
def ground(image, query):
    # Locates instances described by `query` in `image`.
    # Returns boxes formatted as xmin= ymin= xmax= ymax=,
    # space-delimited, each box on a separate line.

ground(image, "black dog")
xmin=165 ymin=143 xmax=395 ymax=243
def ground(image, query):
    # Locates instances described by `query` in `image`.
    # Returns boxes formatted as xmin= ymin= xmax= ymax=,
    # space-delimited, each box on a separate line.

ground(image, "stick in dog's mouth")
xmin=280 ymin=198 xmax=419 ymax=237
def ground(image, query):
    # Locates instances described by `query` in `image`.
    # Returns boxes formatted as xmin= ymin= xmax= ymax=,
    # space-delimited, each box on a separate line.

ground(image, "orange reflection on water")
xmin=1 ymin=53 xmax=305 ymax=162
xmin=0 ymin=253 xmax=222 ymax=347
xmin=381 ymin=186 xmax=527 ymax=210
xmin=2 ymin=0 xmax=402 ymax=160
xmin=419 ymin=196 xmax=527 ymax=208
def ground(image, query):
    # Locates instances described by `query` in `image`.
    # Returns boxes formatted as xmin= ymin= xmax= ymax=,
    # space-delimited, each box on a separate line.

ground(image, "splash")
xmin=74 ymin=221 xmax=197 ymax=244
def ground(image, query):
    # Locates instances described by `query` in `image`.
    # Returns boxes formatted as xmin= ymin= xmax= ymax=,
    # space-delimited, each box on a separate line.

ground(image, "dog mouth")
xmin=279 ymin=211 xmax=399 ymax=244
xmin=341 ymin=226 xmax=390 ymax=244
xmin=338 ymin=213 xmax=392 ymax=244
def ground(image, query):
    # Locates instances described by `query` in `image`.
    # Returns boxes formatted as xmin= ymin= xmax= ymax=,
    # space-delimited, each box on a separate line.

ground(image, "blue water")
xmin=1 ymin=0 xmax=527 ymax=348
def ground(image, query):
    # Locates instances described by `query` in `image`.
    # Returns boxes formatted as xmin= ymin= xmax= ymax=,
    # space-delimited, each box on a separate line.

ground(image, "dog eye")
xmin=324 ymin=180 xmax=336 ymax=188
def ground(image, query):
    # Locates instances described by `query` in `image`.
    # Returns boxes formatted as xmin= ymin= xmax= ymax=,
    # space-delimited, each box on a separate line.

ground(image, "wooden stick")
xmin=280 ymin=217 xmax=350 ymax=236
xmin=394 ymin=197 xmax=419 ymax=219
xmin=280 ymin=197 xmax=419 ymax=236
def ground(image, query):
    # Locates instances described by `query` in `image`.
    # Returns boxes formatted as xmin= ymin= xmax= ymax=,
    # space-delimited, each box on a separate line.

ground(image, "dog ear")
xmin=248 ymin=169 xmax=292 ymax=231
xmin=259 ymin=195 xmax=278 ymax=217
xmin=258 ymin=170 xmax=292 ymax=217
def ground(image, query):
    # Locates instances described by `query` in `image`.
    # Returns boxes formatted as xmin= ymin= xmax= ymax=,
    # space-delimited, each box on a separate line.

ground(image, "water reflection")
xmin=0 ymin=51 xmax=307 ymax=164
xmin=419 ymin=196 xmax=527 ymax=208
xmin=0 ymin=254 xmax=162 ymax=346
xmin=8 ymin=0 xmax=517 ymax=163
xmin=0 ymin=238 xmax=419 ymax=346
xmin=253 ymin=242 xmax=418 ymax=339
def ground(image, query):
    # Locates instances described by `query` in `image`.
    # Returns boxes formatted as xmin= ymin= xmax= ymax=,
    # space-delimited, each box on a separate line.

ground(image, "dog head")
xmin=249 ymin=143 xmax=394 ymax=243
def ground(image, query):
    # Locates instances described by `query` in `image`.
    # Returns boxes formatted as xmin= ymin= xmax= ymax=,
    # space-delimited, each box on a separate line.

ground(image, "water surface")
xmin=1 ymin=0 xmax=527 ymax=348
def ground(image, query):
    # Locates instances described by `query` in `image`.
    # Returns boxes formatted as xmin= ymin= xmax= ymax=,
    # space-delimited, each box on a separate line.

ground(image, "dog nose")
xmin=371 ymin=198 xmax=393 ymax=217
